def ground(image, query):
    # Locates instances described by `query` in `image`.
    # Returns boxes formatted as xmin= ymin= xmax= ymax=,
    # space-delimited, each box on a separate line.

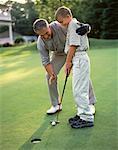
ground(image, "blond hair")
xmin=55 ymin=6 xmax=72 ymax=20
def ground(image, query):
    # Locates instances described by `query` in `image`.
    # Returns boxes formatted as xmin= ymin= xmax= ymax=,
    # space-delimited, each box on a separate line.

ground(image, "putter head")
xmin=50 ymin=120 xmax=60 ymax=126
xmin=56 ymin=120 xmax=60 ymax=124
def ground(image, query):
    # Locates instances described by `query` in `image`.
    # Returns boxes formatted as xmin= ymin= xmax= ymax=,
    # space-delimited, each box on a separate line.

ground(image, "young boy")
xmin=55 ymin=6 xmax=95 ymax=128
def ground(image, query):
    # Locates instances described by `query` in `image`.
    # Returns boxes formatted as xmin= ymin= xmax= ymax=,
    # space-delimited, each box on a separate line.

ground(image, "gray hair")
xmin=33 ymin=19 xmax=49 ymax=33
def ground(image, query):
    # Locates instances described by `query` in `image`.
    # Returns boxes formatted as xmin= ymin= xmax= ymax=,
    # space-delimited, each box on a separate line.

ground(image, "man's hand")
xmin=65 ymin=61 xmax=72 ymax=76
xmin=76 ymin=24 xmax=90 ymax=36
xmin=49 ymin=73 xmax=57 ymax=85
xmin=45 ymin=63 xmax=57 ymax=84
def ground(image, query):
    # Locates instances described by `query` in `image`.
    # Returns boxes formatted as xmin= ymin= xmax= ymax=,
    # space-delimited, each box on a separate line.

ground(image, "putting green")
xmin=0 ymin=39 xmax=118 ymax=150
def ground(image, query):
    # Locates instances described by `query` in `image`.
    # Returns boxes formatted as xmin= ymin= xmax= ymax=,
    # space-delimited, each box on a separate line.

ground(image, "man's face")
xmin=36 ymin=27 xmax=52 ymax=40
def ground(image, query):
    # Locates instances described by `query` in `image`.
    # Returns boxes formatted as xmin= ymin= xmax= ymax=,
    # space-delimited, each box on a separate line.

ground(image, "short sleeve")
xmin=69 ymin=23 xmax=81 ymax=46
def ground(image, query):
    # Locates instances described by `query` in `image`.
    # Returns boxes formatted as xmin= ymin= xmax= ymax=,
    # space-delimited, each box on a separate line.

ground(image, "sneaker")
xmin=68 ymin=115 xmax=80 ymax=125
xmin=46 ymin=104 xmax=62 ymax=115
xmin=71 ymin=119 xmax=94 ymax=128
xmin=90 ymin=105 xmax=96 ymax=115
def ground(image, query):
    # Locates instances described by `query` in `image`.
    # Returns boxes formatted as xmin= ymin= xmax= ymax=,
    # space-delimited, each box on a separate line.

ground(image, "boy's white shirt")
xmin=64 ymin=18 xmax=89 ymax=54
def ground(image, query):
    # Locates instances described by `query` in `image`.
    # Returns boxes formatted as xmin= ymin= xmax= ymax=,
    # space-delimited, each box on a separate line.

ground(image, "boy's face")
xmin=36 ymin=26 xmax=52 ymax=40
xmin=57 ymin=15 xmax=71 ymax=27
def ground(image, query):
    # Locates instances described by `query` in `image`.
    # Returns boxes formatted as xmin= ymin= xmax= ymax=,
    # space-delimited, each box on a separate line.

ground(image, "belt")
xmin=53 ymin=51 xmax=66 ymax=56
xmin=76 ymin=48 xmax=88 ymax=52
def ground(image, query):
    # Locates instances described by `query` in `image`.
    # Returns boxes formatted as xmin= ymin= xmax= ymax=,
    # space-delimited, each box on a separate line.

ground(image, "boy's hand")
xmin=49 ymin=73 xmax=57 ymax=85
xmin=65 ymin=62 xmax=72 ymax=76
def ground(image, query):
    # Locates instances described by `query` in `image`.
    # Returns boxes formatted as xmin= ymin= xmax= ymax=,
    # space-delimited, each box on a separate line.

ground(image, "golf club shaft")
xmin=56 ymin=73 xmax=68 ymax=121
xmin=60 ymin=74 xmax=68 ymax=103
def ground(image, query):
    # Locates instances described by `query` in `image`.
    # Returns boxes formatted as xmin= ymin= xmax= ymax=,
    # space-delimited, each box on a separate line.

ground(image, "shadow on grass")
xmin=19 ymin=113 xmax=94 ymax=150
xmin=0 ymin=43 xmax=37 ymax=57
xmin=18 ymin=115 xmax=53 ymax=150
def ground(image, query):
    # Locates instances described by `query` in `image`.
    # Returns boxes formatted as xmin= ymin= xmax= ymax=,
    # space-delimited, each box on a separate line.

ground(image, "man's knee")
xmin=46 ymin=73 xmax=50 ymax=80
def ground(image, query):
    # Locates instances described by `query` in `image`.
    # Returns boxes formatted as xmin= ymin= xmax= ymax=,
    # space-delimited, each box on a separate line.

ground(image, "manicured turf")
xmin=0 ymin=39 xmax=118 ymax=150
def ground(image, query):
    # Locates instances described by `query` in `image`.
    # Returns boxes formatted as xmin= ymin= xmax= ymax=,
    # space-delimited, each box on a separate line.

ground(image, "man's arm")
xmin=45 ymin=63 xmax=55 ymax=76
xmin=37 ymin=37 xmax=56 ymax=84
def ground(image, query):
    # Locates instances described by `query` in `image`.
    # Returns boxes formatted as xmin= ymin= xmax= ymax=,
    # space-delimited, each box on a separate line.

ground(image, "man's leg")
xmin=46 ymin=53 xmax=66 ymax=113
xmin=89 ymin=80 xmax=96 ymax=105
xmin=89 ymin=80 xmax=96 ymax=114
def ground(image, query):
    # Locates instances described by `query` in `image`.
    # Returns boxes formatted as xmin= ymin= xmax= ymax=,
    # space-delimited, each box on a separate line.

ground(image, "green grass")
xmin=0 ymin=39 xmax=118 ymax=150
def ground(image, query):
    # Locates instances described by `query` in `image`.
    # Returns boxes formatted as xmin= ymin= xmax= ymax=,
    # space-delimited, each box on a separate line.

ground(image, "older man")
xmin=33 ymin=19 xmax=96 ymax=115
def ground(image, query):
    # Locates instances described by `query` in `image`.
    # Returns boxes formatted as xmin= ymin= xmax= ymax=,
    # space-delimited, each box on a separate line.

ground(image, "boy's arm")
xmin=65 ymin=45 xmax=77 ymax=75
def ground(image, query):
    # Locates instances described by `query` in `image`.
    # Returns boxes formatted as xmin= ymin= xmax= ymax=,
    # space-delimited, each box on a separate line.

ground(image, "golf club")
xmin=31 ymin=74 xmax=68 ymax=143
xmin=51 ymin=73 xmax=68 ymax=126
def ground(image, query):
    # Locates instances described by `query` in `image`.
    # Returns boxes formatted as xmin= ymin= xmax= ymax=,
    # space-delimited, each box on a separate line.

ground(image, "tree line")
xmin=1 ymin=0 xmax=118 ymax=39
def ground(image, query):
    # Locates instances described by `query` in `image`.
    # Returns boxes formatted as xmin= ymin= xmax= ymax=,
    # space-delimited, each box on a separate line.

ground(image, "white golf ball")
xmin=51 ymin=121 xmax=56 ymax=126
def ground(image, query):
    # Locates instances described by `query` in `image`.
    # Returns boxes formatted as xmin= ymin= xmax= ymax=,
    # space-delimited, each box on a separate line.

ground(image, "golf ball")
xmin=51 ymin=121 xmax=56 ymax=126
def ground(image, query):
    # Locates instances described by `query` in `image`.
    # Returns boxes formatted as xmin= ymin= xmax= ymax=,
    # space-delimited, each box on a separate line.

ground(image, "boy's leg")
xmin=72 ymin=52 xmax=94 ymax=123
xmin=46 ymin=53 xmax=66 ymax=107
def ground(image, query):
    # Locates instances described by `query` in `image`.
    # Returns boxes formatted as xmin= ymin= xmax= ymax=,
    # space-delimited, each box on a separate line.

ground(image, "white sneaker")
xmin=90 ymin=105 xmax=96 ymax=115
xmin=46 ymin=104 xmax=62 ymax=114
